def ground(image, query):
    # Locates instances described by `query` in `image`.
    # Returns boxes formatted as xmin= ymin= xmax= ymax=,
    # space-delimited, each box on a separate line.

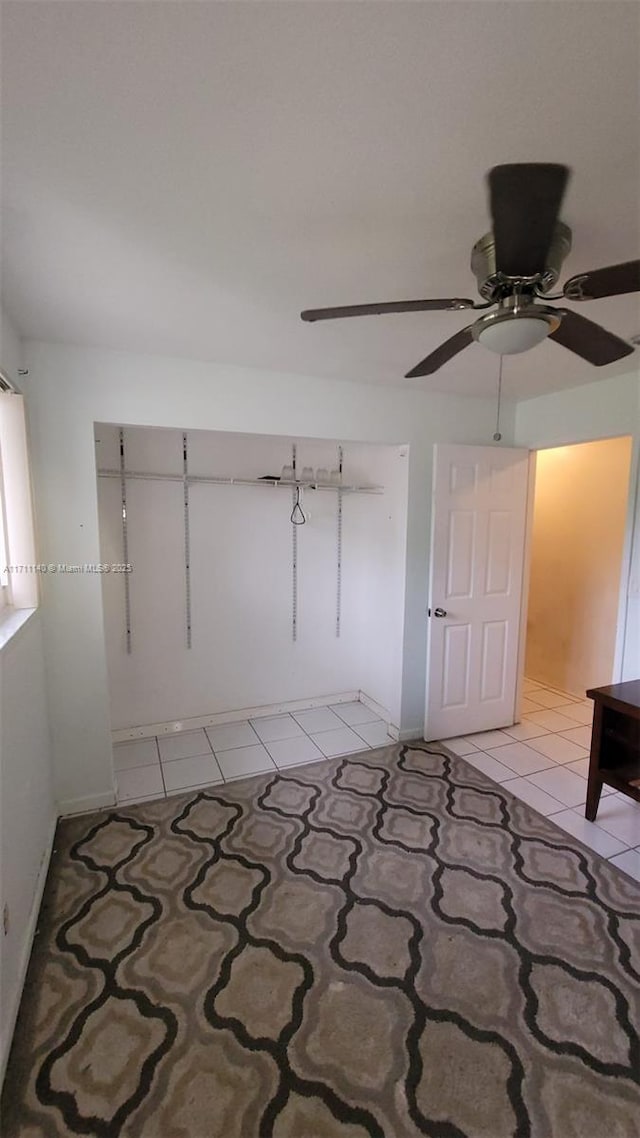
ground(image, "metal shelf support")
xmin=99 ymin=444 xmax=385 ymax=649
xmin=336 ymin=445 xmax=343 ymax=638
xmin=183 ymin=433 xmax=192 ymax=649
xmin=119 ymin=428 xmax=132 ymax=654
xmin=291 ymin=443 xmax=298 ymax=642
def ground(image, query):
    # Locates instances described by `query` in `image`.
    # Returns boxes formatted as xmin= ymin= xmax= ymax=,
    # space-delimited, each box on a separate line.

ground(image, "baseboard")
xmin=58 ymin=790 xmax=117 ymax=816
xmin=0 ymin=813 xmax=57 ymax=1087
xmin=111 ymin=691 xmax=361 ymax=743
xmin=358 ymin=690 xmax=391 ymax=724
xmin=398 ymin=727 xmax=425 ymax=741
xmin=527 ymin=681 xmax=584 ymax=702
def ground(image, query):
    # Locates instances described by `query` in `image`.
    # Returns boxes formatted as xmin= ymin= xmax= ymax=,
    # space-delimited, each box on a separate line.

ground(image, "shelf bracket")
xmin=119 ymin=428 xmax=132 ymax=654
xmin=336 ymin=444 xmax=343 ymax=638
xmin=291 ymin=442 xmax=298 ymax=641
xmin=183 ymin=432 xmax=192 ymax=649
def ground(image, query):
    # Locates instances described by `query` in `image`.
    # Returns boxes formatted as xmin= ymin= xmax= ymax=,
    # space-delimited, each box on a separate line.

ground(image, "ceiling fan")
xmin=300 ymin=164 xmax=640 ymax=377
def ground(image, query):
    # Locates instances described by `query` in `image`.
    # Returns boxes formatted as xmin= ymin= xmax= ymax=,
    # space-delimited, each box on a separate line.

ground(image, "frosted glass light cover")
xmin=477 ymin=315 xmax=551 ymax=355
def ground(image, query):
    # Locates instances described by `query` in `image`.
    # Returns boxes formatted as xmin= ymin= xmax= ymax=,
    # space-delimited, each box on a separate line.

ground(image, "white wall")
xmin=95 ymin=424 xmax=408 ymax=730
xmin=0 ymin=613 xmax=56 ymax=1080
xmin=23 ymin=340 xmax=516 ymax=810
xmin=0 ymin=307 xmax=56 ymax=1083
xmin=0 ymin=396 xmax=40 ymax=609
xmin=514 ymin=369 xmax=640 ymax=682
xmin=349 ymin=443 xmax=409 ymax=722
xmin=0 ymin=307 xmax=22 ymax=385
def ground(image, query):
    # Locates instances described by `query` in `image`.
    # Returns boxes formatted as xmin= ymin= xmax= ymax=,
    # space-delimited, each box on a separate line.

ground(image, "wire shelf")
xmin=97 ymin=470 xmax=384 ymax=493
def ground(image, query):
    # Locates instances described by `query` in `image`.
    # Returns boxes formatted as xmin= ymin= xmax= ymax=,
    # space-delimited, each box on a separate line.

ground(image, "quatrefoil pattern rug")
xmin=3 ymin=743 xmax=640 ymax=1137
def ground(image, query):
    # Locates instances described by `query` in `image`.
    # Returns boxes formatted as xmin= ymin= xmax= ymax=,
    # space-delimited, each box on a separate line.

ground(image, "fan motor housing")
xmin=471 ymin=222 xmax=572 ymax=301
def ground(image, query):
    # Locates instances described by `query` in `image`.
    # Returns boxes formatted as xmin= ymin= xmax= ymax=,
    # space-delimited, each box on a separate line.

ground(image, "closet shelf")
xmin=97 ymin=469 xmax=384 ymax=494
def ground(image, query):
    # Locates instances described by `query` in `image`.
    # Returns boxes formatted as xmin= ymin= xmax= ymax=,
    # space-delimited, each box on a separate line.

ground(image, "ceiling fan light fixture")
xmin=473 ymin=305 xmax=561 ymax=355
xmin=300 ymin=160 xmax=640 ymax=375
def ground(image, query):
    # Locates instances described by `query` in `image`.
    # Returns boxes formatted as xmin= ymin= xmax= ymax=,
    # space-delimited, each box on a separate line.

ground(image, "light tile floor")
xmin=444 ymin=677 xmax=640 ymax=880
xmin=112 ymin=681 xmax=639 ymax=884
xmin=114 ymin=701 xmax=392 ymax=805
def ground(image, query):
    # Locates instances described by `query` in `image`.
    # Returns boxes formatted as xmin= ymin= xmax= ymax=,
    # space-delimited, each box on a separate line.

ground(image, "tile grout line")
xmin=475 ymin=765 xmax=634 ymax=849
xmin=155 ymin=737 xmax=168 ymax=800
xmin=117 ymin=703 xmax=382 ymax=757
xmin=454 ymin=679 xmax=638 ymax=858
xmin=115 ymin=701 xmax=379 ymax=801
xmin=498 ymin=775 xmax=582 ymax=815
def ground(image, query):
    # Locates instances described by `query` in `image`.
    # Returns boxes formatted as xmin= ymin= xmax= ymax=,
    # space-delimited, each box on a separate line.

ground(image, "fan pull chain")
xmin=493 ymin=355 xmax=503 ymax=441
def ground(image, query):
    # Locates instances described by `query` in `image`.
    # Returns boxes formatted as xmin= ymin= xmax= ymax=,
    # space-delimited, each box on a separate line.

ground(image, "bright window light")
xmin=0 ymin=393 xmax=38 ymax=610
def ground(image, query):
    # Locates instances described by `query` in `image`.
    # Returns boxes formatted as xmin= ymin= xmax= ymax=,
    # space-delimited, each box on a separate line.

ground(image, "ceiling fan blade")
xmin=563 ymin=259 xmax=640 ymax=301
xmin=488 ymin=163 xmax=570 ymax=278
xmin=300 ymin=298 xmax=476 ymax=322
xmin=549 ymin=309 xmax=634 ymax=366
xmin=405 ymin=325 xmax=475 ymax=378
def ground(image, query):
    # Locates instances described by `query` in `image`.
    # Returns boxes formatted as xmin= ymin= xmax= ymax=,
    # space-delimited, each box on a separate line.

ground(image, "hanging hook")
xmin=290 ymin=484 xmax=306 ymax=525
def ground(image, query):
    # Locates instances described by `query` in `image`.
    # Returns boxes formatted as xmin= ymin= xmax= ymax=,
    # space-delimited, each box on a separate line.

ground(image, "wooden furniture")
xmin=585 ymin=680 xmax=640 ymax=820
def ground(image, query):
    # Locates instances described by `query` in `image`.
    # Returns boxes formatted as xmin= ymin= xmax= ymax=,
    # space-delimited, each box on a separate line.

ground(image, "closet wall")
xmin=95 ymin=424 xmax=408 ymax=732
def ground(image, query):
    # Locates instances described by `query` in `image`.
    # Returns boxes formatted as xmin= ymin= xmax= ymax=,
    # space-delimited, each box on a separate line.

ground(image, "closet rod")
xmin=97 ymin=469 xmax=384 ymax=493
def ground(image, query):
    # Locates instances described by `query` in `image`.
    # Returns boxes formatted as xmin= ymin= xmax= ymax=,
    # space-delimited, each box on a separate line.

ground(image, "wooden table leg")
xmin=585 ymin=700 xmax=602 ymax=821
xmin=585 ymin=770 xmax=602 ymax=821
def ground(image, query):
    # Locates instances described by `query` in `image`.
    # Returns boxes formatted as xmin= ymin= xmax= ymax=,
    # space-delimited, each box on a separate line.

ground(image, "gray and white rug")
xmin=2 ymin=742 xmax=639 ymax=1137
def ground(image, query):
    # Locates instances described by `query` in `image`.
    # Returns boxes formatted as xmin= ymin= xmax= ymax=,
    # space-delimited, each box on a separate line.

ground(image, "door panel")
xmin=424 ymin=444 xmax=529 ymax=740
xmin=442 ymin=624 xmax=471 ymax=708
xmin=447 ymin=512 xmax=475 ymax=596
xmin=485 ymin=512 xmax=511 ymax=594
xmin=480 ymin=620 xmax=507 ymax=701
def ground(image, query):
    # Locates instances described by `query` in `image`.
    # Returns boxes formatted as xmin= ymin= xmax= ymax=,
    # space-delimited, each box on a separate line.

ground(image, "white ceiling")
xmin=2 ymin=1 xmax=639 ymax=399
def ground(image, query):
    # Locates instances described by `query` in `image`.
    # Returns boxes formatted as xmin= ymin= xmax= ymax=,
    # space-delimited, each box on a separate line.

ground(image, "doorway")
xmin=524 ymin=436 xmax=633 ymax=699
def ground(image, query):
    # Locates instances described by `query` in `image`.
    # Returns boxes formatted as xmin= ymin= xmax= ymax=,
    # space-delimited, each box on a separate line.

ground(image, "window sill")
xmin=0 ymin=605 xmax=37 ymax=652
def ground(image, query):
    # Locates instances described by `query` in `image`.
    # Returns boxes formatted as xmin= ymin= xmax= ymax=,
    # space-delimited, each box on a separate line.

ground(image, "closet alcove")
xmin=95 ymin=424 xmax=409 ymax=741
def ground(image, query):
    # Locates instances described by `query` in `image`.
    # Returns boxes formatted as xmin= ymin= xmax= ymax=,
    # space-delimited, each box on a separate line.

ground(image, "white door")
xmin=424 ymin=444 xmax=530 ymax=741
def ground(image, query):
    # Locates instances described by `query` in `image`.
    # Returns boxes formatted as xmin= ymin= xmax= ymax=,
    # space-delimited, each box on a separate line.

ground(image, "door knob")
xmin=433 ymin=607 xmax=447 ymax=618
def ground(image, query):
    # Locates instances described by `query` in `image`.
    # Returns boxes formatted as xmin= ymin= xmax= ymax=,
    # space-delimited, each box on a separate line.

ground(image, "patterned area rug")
xmin=3 ymin=742 xmax=640 ymax=1138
